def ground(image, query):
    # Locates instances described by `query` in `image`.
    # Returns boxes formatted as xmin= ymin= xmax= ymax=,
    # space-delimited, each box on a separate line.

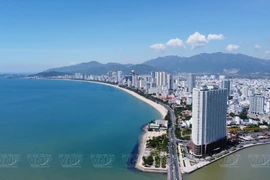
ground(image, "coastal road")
xmin=164 ymin=105 xmax=182 ymax=180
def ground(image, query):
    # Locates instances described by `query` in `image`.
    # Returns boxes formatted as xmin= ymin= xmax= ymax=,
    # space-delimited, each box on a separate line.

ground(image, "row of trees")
xmin=143 ymin=155 xmax=167 ymax=168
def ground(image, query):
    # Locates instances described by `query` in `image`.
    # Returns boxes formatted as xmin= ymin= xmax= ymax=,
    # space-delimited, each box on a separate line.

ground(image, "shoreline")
xmin=63 ymin=79 xmax=168 ymax=119
xmin=180 ymin=141 xmax=270 ymax=174
xmin=51 ymin=79 xmax=168 ymax=173
xmin=72 ymin=80 xmax=168 ymax=173
xmin=135 ymin=125 xmax=168 ymax=174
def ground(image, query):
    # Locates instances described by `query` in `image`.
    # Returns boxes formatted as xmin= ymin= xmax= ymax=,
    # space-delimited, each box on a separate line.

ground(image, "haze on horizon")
xmin=0 ymin=0 xmax=270 ymax=73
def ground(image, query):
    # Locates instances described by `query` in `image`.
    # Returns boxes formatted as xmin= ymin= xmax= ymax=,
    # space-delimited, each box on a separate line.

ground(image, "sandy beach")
xmin=135 ymin=125 xmax=168 ymax=173
xmin=135 ymin=125 xmax=148 ymax=170
xmin=48 ymin=78 xmax=168 ymax=119
xmin=77 ymin=80 xmax=168 ymax=119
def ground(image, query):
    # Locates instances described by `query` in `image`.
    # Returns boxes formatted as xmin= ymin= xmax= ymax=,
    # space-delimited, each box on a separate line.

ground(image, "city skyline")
xmin=1 ymin=1 xmax=270 ymax=179
xmin=1 ymin=0 xmax=270 ymax=72
xmin=3 ymin=67 xmax=270 ymax=178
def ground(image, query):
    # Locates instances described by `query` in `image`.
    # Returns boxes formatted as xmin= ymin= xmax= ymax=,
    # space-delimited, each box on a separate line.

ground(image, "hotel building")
xmin=191 ymin=85 xmax=227 ymax=157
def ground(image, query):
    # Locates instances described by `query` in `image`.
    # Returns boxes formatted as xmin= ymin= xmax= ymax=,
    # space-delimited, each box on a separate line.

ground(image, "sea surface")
xmin=0 ymin=78 xmax=269 ymax=180
xmin=184 ymin=144 xmax=270 ymax=180
xmin=0 ymin=78 xmax=166 ymax=180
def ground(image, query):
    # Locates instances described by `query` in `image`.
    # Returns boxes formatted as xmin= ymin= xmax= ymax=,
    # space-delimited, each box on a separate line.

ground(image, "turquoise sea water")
xmin=0 ymin=78 xmax=166 ymax=180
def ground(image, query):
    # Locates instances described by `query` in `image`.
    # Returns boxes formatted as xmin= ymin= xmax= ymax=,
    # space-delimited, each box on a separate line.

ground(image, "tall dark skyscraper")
xmin=191 ymin=85 xmax=227 ymax=157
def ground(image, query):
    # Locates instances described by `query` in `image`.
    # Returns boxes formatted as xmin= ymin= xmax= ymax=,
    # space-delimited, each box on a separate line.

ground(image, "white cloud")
xmin=207 ymin=34 xmax=224 ymax=41
xmin=149 ymin=43 xmax=166 ymax=51
xmin=225 ymin=44 xmax=240 ymax=51
xmin=254 ymin=44 xmax=262 ymax=49
xmin=186 ymin=32 xmax=208 ymax=49
xmin=265 ymin=51 xmax=270 ymax=59
xmin=151 ymin=32 xmax=224 ymax=51
xmin=166 ymin=38 xmax=185 ymax=48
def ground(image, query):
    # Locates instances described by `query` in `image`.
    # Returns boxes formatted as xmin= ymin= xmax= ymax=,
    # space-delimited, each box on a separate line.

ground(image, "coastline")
xmin=64 ymin=79 xmax=168 ymax=119
xmin=90 ymin=81 xmax=168 ymax=118
xmin=74 ymin=80 xmax=168 ymax=173
xmin=134 ymin=125 xmax=168 ymax=173
xmin=179 ymin=141 xmax=270 ymax=174
xmin=50 ymin=78 xmax=168 ymax=173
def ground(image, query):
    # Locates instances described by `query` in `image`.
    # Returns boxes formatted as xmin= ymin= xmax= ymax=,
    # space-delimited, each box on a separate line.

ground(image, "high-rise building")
xmin=219 ymin=75 xmax=226 ymax=80
xmin=108 ymin=71 xmax=113 ymax=77
xmin=131 ymin=70 xmax=136 ymax=87
xmin=167 ymin=74 xmax=173 ymax=91
xmin=266 ymin=101 xmax=270 ymax=113
xmin=162 ymin=72 xmax=167 ymax=86
xmin=249 ymin=93 xmax=265 ymax=115
xmin=188 ymin=73 xmax=196 ymax=93
xmin=155 ymin=72 xmax=160 ymax=86
xmin=125 ymin=75 xmax=132 ymax=87
xmin=220 ymin=79 xmax=231 ymax=97
xmin=241 ymin=86 xmax=249 ymax=98
xmin=139 ymin=78 xmax=146 ymax=89
xmin=127 ymin=79 xmax=131 ymax=87
xmin=151 ymin=71 xmax=156 ymax=83
xmin=191 ymin=85 xmax=227 ymax=157
xmin=117 ymin=71 xmax=122 ymax=84
xmin=248 ymin=89 xmax=254 ymax=97
xmin=155 ymin=71 xmax=168 ymax=87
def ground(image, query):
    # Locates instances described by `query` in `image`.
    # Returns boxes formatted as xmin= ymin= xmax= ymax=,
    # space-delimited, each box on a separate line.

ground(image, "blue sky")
xmin=1 ymin=0 xmax=270 ymax=73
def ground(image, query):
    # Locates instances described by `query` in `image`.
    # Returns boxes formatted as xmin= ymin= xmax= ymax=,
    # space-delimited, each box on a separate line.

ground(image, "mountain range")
xmin=42 ymin=52 xmax=270 ymax=75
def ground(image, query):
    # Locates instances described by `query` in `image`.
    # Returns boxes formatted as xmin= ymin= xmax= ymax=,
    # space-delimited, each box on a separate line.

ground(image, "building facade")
xmin=188 ymin=73 xmax=196 ymax=94
xmin=117 ymin=71 xmax=122 ymax=84
xmin=220 ymin=79 xmax=231 ymax=97
xmin=191 ymin=86 xmax=228 ymax=157
xmin=249 ymin=94 xmax=265 ymax=115
xmin=167 ymin=74 xmax=173 ymax=91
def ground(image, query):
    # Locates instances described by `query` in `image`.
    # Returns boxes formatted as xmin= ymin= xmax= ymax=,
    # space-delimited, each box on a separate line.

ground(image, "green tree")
xmin=239 ymin=108 xmax=248 ymax=119
xmin=143 ymin=155 xmax=154 ymax=166
xmin=229 ymin=112 xmax=235 ymax=117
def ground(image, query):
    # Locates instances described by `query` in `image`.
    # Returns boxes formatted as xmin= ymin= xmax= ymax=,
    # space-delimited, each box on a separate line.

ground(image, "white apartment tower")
xmin=155 ymin=72 xmax=161 ymax=86
xmin=220 ymin=79 xmax=231 ymax=97
xmin=191 ymin=85 xmax=227 ymax=157
xmin=155 ymin=71 xmax=168 ymax=87
xmin=188 ymin=73 xmax=196 ymax=94
xmin=249 ymin=93 xmax=265 ymax=115
xmin=117 ymin=71 xmax=122 ymax=84
xmin=241 ymin=86 xmax=249 ymax=98
xmin=131 ymin=70 xmax=136 ymax=87
xmin=151 ymin=71 xmax=156 ymax=83
xmin=162 ymin=72 xmax=168 ymax=86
